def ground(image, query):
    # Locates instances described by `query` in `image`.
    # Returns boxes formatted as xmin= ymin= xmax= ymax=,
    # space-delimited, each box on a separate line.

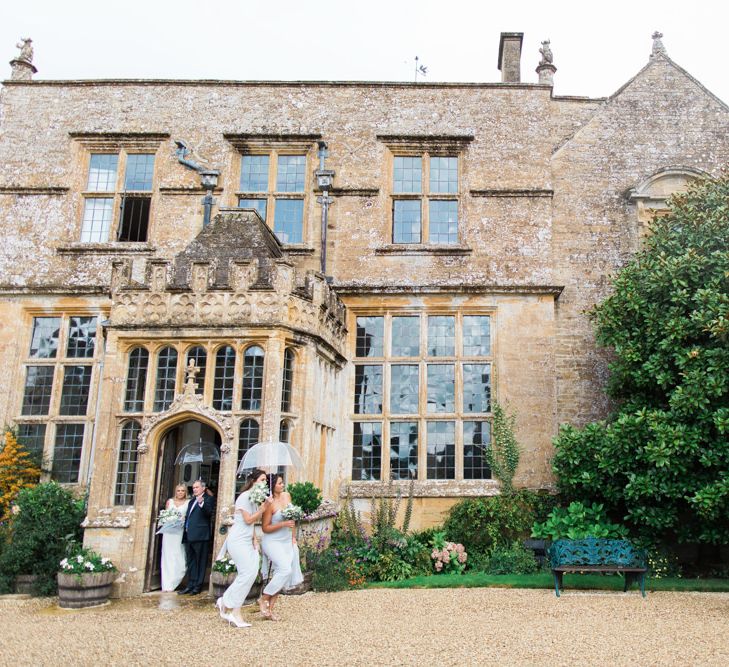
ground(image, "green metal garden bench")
xmin=548 ymin=538 xmax=648 ymax=597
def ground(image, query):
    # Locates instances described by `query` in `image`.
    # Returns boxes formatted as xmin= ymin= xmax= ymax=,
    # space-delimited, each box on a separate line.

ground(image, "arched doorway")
xmin=145 ymin=419 xmax=221 ymax=591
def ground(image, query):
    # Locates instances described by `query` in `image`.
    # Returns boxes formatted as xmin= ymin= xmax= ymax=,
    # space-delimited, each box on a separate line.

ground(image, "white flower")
xmin=85 ymin=563 xmax=95 ymax=570
xmin=76 ymin=555 xmax=84 ymax=563
xmin=101 ymin=558 xmax=110 ymax=565
xmin=60 ymin=558 xmax=68 ymax=568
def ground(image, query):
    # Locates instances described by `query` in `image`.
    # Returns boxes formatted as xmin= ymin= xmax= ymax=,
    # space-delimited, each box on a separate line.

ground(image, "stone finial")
xmin=538 ymin=39 xmax=553 ymax=65
xmin=536 ymin=39 xmax=557 ymax=86
xmin=650 ymin=31 xmax=667 ymax=59
xmin=9 ymin=37 xmax=37 ymax=80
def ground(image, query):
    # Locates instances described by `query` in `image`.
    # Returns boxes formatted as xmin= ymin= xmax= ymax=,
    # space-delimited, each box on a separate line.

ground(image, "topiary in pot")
xmin=287 ymin=481 xmax=322 ymax=516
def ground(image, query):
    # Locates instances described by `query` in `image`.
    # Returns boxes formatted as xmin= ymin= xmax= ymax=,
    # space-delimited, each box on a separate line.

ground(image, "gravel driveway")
xmin=1 ymin=588 xmax=727 ymax=666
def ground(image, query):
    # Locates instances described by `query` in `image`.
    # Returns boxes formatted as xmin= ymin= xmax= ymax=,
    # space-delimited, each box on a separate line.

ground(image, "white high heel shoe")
xmin=228 ymin=614 xmax=251 ymax=628
xmin=215 ymin=597 xmax=227 ymax=620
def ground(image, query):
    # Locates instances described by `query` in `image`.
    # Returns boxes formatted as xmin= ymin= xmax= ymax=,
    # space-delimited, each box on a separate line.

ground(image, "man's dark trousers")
xmin=182 ymin=493 xmax=214 ymax=592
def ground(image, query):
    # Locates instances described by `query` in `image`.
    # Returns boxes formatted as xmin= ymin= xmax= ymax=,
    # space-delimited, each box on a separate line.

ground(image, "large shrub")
xmin=0 ymin=482 xmax=86 ymax=595
xmin=0 ymin=430 xmax=41 ymax=524
xmin=552 ymin=175 xmax=729 ymax=545
xmin=443 ymin=492 xmax=537 ymax=556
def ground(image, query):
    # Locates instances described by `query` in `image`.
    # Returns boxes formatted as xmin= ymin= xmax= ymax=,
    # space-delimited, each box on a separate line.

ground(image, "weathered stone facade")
xmin=1 ymin=34 xmax=727 ymax=595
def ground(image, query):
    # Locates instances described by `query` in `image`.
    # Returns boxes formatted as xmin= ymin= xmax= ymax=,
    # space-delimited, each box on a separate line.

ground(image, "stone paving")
xmin=1 ymin=588 xmax=728 ymax=666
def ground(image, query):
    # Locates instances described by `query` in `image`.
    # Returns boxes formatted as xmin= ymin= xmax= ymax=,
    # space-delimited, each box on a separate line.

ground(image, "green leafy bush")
xmin=370 ymin=551 xmax=414 ymax=581
xmin=443 ymin=491 xmax=537 ymax=555
xmin=484 ymin=542 xmax=539 ymax=575
xmin=0 ymin=482 xmax=85 ymax=595
xmin=287 ymin=481 xmax=322 ymax=516
xmin=531 ymin=501 xmax=629 ymax=541
xmin=552 ymin=176 xmax=729 ymax=544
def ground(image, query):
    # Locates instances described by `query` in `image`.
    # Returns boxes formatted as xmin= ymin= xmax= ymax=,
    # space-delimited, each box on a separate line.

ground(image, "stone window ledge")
xmin=343 ymin=479 xmax=500 ymax=498
xmin=282 ymin=245 xmax=315 ymax=255
xmin=375 ymin=244 xmax=472 ymax=256
xmin=57 ymin=243 xmax=155 ymax=255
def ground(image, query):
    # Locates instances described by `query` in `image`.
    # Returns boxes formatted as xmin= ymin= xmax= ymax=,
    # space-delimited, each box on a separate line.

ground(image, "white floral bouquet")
xmin=281 ymin=503 xmax=305 ymax=521
xmin=156 ymin=507 xmax=184 ymax=535
xmin=249 ymin=480 xmax=270 ymax=506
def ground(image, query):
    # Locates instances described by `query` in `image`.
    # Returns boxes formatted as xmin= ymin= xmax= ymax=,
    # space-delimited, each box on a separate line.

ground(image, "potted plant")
xmin=210 ymin=556 xmax=237 ymax=599
xmin=57 ymin=546 xmax=117 ymax=609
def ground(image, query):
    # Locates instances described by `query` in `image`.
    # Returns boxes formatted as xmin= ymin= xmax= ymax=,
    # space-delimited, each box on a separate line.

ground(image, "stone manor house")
xmin=1 ymin=33 xmax=727 ymax=594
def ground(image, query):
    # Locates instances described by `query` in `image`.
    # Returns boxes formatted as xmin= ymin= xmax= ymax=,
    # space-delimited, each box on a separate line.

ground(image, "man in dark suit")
xmin=178 ymin=479 xmax=214 ymax=595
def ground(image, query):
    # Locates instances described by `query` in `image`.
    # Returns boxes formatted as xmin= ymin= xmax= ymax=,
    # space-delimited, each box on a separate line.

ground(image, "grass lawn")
xmin=368 ymin=571 xmax=729 ymax=593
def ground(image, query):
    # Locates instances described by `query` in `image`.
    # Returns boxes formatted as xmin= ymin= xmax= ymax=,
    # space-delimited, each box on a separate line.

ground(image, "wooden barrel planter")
xmin=211 ymin=571 xmax=262 ymax=603
xmin=14 ymin=574 xmax=38 ymax=595
xmin=210 ymin=571 xmax=236 ymax=599
xmin=57 ymin=571 xmax=116 ymax=609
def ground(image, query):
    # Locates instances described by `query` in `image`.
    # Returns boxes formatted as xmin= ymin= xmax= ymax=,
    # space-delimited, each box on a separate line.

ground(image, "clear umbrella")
xmin=174 ymin=440 xmax=221 ymax=465
xmin=236 ymin=440 xmax=304 ymax=474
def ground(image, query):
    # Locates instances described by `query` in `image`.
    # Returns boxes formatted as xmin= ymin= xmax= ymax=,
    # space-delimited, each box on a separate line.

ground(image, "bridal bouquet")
xmin=249 ymin=480 xmax=270 ymax=506
xmin=156 ymin=507 xmax=184 ymax=535
xmin=281 ymin=503 xmax=304 ymax=521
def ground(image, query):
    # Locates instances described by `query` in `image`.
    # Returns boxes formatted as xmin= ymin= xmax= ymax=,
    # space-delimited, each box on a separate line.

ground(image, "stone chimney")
xmin=497 ymin=32 xmax=523 ymax=83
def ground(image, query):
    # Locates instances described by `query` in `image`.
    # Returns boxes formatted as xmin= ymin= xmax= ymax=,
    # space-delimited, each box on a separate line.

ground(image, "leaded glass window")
xmin=427 ymin=364 xmax=455 ymax=413
xmin=351 ymin=310 xmax=492 ymax=482
xmin=356 ymin=317 xmax=383 ymax=358
xmin=279 ymin=420 xmax=290 ymax=443
xmin=114 ymin=420 xmax=140 ymax=505
xmin=391 ymin=316 xmax=420 ymax=357
xmin=354 ymin=365 xmax=383 ymax=415
xmin=426 ymin=421 xmax=455 ymax=479
xmin=124 ymin=154 xmax=155 ymax=191
xmin=59 ymin=365 xmax=92 ymax=416
xmin=153 ymin=347 xmax=178 ymax=412
xmin=238 ymin=152 xmax=307 ymax=245
xmin=236 ymin=419 xmax=260 ymax=494
xmin=390 ymin=422 xmax=418 ymax=480
xmin=213 ymin=346 xmax=236 ymax=411
xmin=87 ymin=154 xmax=118 ymax=191
xmin=352 ymin=422 xmax=381 ymax=481
xmin=463 ymin=316 xmax=491 ymax=356
xmin=429 ymin=157 xmax=458 ymax=194
xmin=124 ymin=348 xmax=149 ymax=412
xmin=66 ymin=317 xmax=97 ymax=358
xmin=390 ymin=365 xmax=419 ymax=414
xmin=427 ymin=316 xmax=455 ymax=356
xmin=29 ymin=317 xmax=60 ymax=358
xmin=52 ymin=423 xmax=84 ymax=483
xmin=241 ymin=346 xmax=265 ymax=411
xmin=464 ymin=421 xmax=491 ymax=480
xmin=281 ymin=348 xmax=294 ymax=413
xmin=17 ymin=423 xmax=46 ymax=458
xmin=390 ymin=153 xmax=459 ymax=244
xmin=21 ymin=366 xmax=54 ymax=415
xmin=463 ymin=364 xmax=491 ymax=413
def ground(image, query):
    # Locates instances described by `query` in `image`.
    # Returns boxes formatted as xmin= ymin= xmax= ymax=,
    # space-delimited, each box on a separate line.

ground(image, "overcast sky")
xmin=1 ymin=0 xmax=727 ymax=104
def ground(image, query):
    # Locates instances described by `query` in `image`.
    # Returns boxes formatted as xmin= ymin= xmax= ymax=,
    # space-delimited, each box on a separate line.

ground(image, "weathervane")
xmin=414 ymin=56 xmax=428 ymax=82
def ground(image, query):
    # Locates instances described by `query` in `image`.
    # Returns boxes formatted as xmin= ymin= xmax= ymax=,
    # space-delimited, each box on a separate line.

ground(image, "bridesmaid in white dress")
xmin=160 ymin=484 xmax=189 ymax=592
xmin=215 ymin=468 xmax=270 ymax=628
xmin=260 ymin=473 xmax=304 ymax=621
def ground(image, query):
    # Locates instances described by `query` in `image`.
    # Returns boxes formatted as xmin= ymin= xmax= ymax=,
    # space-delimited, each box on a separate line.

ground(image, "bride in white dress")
xmin=161 ymin=484 xmax=189 ymax=592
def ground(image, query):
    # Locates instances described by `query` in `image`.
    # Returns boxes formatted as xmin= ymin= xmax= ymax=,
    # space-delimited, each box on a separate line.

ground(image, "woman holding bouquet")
xmin=260 ymin=473 xmax=304 ymax=621
xmin=161 ymin=484 xmax=189 ymax=592
xmin=216 ymin=468 xmax=270 ymax=628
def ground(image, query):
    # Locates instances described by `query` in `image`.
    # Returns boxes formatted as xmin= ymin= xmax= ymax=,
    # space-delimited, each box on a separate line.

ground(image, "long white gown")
xmin=160 ymin=498 xmax=189 ymax=592
xmin=261 ymin=509 xmax=304 ymax=595
xmin=221 ymin=490 xmax=260 ymax=608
